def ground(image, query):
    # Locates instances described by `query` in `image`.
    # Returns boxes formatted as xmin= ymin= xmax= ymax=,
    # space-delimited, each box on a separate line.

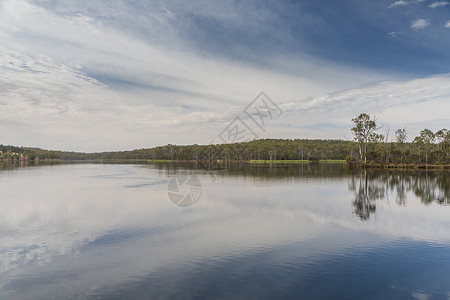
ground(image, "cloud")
xmin=445 ymin=21 xmax=450 ymax=28
xmin=389 ymin=0 xmax=409 ymax=8
xmin=0 ymin=0 xmax=449 ymax=151
xmin=411 ymin=19 xmax=431 ymax=30
xmin=428 ymin=1 xmax=449 ymax=7
xmin=274 ymin=74 xmax=450 ymax=141
xmin=388 ymin=31 xmax=402 ymax=37
xmin=0 ymin=0 xmax=397 ymax=151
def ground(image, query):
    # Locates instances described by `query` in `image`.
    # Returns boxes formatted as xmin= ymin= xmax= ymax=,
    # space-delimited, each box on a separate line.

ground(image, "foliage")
xmin=351 ymin=113 xmax=380 ymax=163
xmin=1 ymin=113 xmax=448 ymax=165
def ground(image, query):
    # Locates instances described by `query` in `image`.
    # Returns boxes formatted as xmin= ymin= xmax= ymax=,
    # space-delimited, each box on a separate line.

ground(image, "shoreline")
xmin=347 ymin=163 xmax=450 ymax=170
xmin=2 ymin=159 xmax=450 ymax=170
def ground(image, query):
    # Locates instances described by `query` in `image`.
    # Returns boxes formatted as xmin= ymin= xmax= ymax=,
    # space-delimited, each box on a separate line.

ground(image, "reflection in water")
xmin=151 ymin=161 xmax=348 ymax=181
xmin=0 ymin=160 xmax=65 ymax=171
xmin=0 ymin=160 xmax=31 ymax=170
xmin=349 ymin=171 xmax=383 ymax=220
xmin=1 ymin=162 xmax=450 ymax=299
xmin=349 ymin=170 xmax=450 ymax=220
xmin=412 ymin=172 xmax=450 ymax=205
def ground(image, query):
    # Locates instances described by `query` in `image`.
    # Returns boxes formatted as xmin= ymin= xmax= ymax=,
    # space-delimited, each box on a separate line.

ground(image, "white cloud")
xmin=0 ymin=0 xmax=394 ymax=151
xmin=389 ymin=0 xmax=409 ymax=8
xmin=0 ymin=0 xmax=448 ymax=151
xmin=445 ymin=20 xmax=450 ymax=28
xmin=428 ymin=1 xmax=449 ymax=8
xmin=411 ymin=19 xmax=431 ymax=30
xmin=275 ymin=74 xmax=450 ymax=141
xmin=388 ymin=31 xmax=402 ymax=37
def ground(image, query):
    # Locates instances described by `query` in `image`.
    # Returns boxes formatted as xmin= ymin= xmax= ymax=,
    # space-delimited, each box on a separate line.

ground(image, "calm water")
xmin=0 ymin=162 xmax=449 ymax=299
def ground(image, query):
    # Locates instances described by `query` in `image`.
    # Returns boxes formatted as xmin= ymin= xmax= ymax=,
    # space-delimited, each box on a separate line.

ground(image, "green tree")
xmin=435 ymin=129 xmax=450 ymax=163
xmin=395 ymin=128 xmax=407 ymax=164
xmin=351 ymin=113 xmax=378 ymax=163
xmin=414 ymin=129 xmax=435 ymax=164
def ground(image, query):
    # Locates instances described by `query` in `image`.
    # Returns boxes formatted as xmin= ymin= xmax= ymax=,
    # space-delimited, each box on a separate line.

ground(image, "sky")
xmin=0 ymin=0 xmax=449 ymax=152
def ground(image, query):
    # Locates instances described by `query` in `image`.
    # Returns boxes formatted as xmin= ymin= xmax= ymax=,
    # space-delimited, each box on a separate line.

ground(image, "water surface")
xmin=0 ymin=162 xmax=449 ymax=299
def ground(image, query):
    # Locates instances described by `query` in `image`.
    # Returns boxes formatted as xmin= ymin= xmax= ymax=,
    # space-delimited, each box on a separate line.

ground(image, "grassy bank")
xmin=249 ymin=160 xmax=311 ymax=164
xmin=358 ymin=163 xmax=450 ymax=170
xmin=147 ymin=159 xmax=173 ymax=163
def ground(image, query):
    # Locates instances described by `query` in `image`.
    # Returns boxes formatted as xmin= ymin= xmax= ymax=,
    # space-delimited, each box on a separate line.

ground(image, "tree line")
xmin=0 ymin=145 xmax=58 ymax=161
xmin=350 ymin=113 xmax=449 ymax=165
xmin=1 ymin=113 xmax=449 ymax=165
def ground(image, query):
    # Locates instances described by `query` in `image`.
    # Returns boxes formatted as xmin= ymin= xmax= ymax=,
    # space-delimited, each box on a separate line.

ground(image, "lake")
xmin=0 ymin=162 xmax=449 ymax=299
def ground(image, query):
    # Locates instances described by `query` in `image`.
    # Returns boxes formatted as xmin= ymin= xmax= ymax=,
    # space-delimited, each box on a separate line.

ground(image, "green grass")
xmin=147 ymin=159 xmax=173 ymax=163
xmin=249 ymin=160 xmax=310 ymax=164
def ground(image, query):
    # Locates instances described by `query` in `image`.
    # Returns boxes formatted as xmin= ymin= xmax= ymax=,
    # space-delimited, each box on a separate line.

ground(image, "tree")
xmin=351 ymin=113 xmax=378 ymax=163
xmin=395 ymin=128 xmax=407 ymax=164
xmin=384 ymin=128 xmax=391 ymax=164
xmin=414 ymin=129 xmax=435 ymax=164
xmin=435 ymin=129 xmax=450 ymax=163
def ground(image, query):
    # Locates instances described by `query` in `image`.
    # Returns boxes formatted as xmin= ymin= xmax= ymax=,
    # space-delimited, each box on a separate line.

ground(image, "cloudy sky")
xmin=0 ymin=0 xmax=449 ymax=151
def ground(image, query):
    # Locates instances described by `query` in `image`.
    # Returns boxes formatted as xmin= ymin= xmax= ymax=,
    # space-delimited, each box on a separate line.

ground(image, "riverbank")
xmin=349 ymin=163 xmax=450 ymax=170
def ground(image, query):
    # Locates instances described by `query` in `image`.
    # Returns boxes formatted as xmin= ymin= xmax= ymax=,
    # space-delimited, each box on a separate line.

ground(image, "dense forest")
xmin=1 ymin=135 xmax=448 ymax=165
xmin=1 ymin=114 xmax=449 ymax=166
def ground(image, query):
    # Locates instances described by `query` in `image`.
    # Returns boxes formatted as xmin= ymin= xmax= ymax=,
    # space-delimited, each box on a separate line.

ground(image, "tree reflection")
xmin=411 ymin=172 xmax=450 ymax=205
xmin=349 ymin=170 xmax=385 ymax=220
xmin=154 ymin=161 xmax=348 ymax=181
xmin=349 ymin=170 xmax=450 ymax=220
xmin=0 ymin=160 xmax=30 ymax=170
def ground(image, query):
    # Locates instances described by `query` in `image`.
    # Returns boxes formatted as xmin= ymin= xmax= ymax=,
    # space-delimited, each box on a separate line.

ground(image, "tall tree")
xmin=395 ymin=128 xmax=407 ymax=164
xmin=435 ymin=129 xmax=449 ymax=162
xmin=414 ymin=129 xmax=435 ymax=164
xmin=351 ymin=113 xmax=378 ymax=163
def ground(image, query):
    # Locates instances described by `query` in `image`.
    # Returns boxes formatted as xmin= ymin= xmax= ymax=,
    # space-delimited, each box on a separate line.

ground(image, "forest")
xmin=1 ymin=114 xmax=449 ymax=166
